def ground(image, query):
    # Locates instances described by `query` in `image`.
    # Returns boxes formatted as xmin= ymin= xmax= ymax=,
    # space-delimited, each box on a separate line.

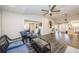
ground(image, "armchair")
xmin=0 ymin=35 xmax=28 ymax=53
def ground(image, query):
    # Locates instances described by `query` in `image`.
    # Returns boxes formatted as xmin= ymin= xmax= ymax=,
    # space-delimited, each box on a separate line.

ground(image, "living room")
xmin=0 ymin=5 xmax=79 ymax=53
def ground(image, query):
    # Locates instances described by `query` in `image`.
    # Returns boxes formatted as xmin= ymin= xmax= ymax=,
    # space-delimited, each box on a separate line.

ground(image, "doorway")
xmin=24 ymin=20 xmax=41 ymax=33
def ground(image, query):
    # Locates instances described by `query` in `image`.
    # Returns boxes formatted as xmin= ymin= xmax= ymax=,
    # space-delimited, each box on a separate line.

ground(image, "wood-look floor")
xmin=41 ymin=31 xmax=79 ymax=52
xmin=55 ymin=31 xmax=79 ymax=49
xmin=41 ymin=32 xmax=66 ymax=53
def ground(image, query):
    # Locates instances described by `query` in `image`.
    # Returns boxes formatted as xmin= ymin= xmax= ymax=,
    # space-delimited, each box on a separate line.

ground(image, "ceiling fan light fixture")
xmin=41 ymin=5 xmax=60 ymax=16
xmin=50 ymin=13 xmax=52 ymax=16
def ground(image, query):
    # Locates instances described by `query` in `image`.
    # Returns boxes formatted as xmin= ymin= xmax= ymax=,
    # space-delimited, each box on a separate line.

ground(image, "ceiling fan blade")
xmin=52 ymin=10 xmax=60 ymax=12
xmin=50 ymin=5 xmax=56 ymax=11
xmin=41 ymin=9 xmax=49 ymax=12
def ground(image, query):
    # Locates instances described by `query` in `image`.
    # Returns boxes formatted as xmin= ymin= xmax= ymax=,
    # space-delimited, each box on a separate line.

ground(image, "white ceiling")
xmin=1 ymin=5 xmax=79 ymax=23
xmin=1 ymin=5 xmax=79 ymax=15
xmin=1 ymin=5 xmax=49 ymax=14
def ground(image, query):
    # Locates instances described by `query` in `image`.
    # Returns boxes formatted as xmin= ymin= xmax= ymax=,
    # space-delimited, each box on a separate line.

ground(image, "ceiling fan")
xmin=41 ymin=5 xmax=60 ymax=16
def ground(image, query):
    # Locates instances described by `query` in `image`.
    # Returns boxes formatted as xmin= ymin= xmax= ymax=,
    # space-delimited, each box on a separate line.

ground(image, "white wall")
xmin=2 ymin=11 xmax=55 ymax=39
xmin=59 ymin=23 xmax=68 ymax=32
xmin=41 ymin=17 xmax=55 ymax=35
xmin=2 ymin=11 xmax=43 ymax=39
xmin=2 ymin=11 xmax=25 ymax=39
xmin=0 ymin=10 xmax=1 ymax=37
